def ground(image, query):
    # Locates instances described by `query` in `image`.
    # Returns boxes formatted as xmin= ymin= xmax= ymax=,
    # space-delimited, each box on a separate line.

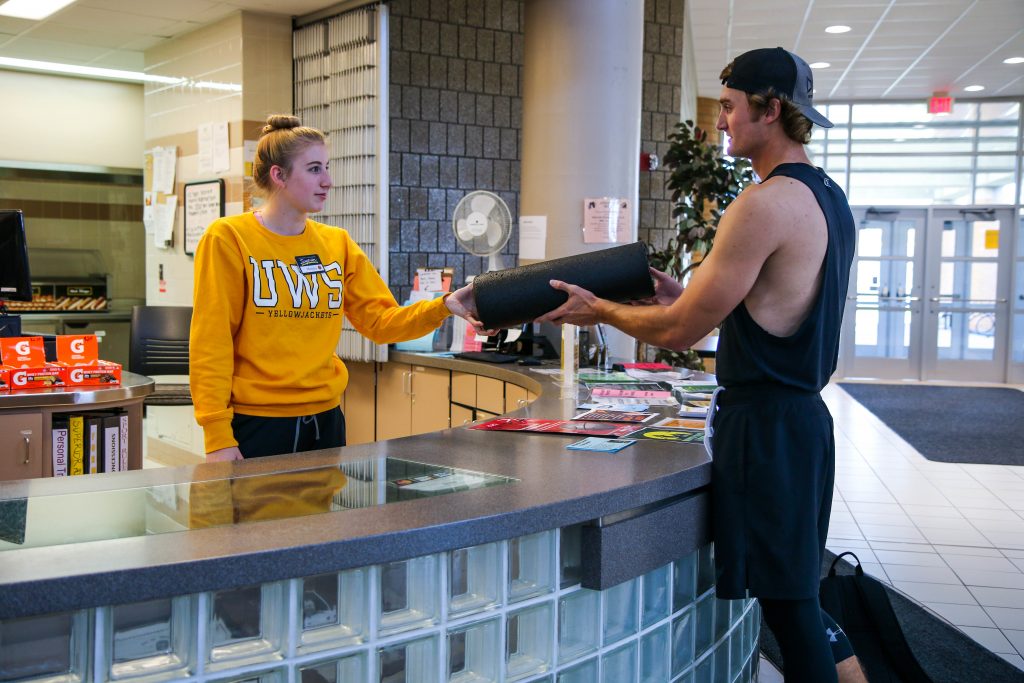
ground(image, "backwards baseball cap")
xmin=722 ymin=47 xmax=833 ymax=128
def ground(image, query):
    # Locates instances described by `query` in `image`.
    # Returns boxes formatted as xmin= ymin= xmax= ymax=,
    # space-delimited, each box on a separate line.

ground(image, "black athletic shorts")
xmin=709 ymin=384 xmax=835 ymax=600
xmin=232 ymin=406 xmax=346 ymax=458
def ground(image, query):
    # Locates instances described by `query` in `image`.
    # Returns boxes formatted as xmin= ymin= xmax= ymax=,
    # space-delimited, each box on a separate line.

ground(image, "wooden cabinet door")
xmin=375 ymin=363 xmax=413 ymax=441
xmin=505 ymin=384 xmax=529 ymax=413
xmin=450 ymin=403 xmax=475 ymax=428
xmin=344 ymin=361 xmax=378 ymax=446
xmin=0 ymin=412 xmax=44 ymax=481
xmin=410 ymin=366 xmax=450 ymax=435
xmin=451 ymin=372 xmax=476 ymax=406
xmin=476 ymin=376 xmax=505 ymax=415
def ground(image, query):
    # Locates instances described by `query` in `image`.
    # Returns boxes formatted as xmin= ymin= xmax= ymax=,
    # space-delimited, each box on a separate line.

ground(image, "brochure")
xmin=574 ymin=408 xmax=656 ymax=423
xmin=566 ymin=437 xmax=636 ymax=453
xmin=653 ymin=417 xmax=706 ymax=430
xmin=470 ymin=417 xmax=639 ymax=438
xmin=627 ymin=427 xmax=705 ymax=443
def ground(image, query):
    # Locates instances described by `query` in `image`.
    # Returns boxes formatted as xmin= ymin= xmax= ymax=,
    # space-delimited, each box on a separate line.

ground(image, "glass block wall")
xmin=0 ymin=530 xmax=758 ymax=683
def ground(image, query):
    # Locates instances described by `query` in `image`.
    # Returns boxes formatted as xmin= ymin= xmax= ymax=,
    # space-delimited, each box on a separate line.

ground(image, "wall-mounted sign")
xmin=184 ymin=179 xmax=225 ymax=256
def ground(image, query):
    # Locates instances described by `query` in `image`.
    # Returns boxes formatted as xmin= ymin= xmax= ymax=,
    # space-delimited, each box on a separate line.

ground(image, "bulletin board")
xmin=184 ymin=179 xmax=225 ymax=256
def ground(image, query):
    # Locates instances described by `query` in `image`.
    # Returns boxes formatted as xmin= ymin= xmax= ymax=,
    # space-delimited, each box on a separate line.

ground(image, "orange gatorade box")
xmin=55 ymin=334 xmax=122 ymax=387
xmin=0 ymin=365 xmax=9 ymax=392
xmin=0 ymin=336 xmax=66 ymax=389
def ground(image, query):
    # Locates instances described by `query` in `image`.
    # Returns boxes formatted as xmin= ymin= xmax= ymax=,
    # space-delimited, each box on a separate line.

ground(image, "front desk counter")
xmin=0 ymin=354 xmax=760 ymax=683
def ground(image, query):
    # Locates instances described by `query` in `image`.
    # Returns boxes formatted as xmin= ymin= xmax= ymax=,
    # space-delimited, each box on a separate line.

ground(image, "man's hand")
xmin=649 ymin=267 xmax=683 ymax=305
xmin=536 ymin=280 xmax=606 ymax=326
xmin=207 ymin=446 xmax=243 ymax=462
xmin=446 ymin=283 xmax=498 ymax=336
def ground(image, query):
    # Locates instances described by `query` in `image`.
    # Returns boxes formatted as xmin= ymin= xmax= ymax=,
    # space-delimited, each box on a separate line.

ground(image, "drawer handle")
xmin=20 ymin=430 xmax=32 ymax=464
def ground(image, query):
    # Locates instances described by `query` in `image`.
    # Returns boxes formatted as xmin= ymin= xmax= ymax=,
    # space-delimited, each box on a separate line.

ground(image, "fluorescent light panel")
xmin=964 ymin=85 xmax=985 ymax=92
xmin=810 ymin=62 xmax=830 ymax=69
xmin=0 ymin=0 xmax=78 ymax=20
xmin=825 ymin=25 xmax=851 ymax=34
xmin=1004 ymin=57 xmax=1024 ymax=64
xmin=0 ymin=56 xmax=183 ymax=83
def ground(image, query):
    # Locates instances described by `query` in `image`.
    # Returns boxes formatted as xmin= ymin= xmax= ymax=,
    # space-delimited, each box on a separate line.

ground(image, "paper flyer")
xmin=574 ymin=409 xmax=656 ymax=423
xmin=470 ymin=418 xmax=639 ymax=438
xmin=627 ymin=428 xmax=705 ymax=443
xmin=566 ymin=437 xmax=636 ymax=453
xmin=653 ymin=417 xmax=706 ymax=430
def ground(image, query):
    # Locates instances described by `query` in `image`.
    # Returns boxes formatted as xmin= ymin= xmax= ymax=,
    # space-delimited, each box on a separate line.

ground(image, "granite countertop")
xmin=0 ymin=355 xmax=712 ymax=619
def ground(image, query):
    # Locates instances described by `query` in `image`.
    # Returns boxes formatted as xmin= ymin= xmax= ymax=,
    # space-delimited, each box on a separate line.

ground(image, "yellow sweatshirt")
xmin=190 ymin=213 xmax=451 ymax=453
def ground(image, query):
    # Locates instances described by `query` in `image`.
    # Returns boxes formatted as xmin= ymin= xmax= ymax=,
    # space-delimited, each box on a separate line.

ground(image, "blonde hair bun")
xmin=262 ymin=114 xmax=302 ymax=136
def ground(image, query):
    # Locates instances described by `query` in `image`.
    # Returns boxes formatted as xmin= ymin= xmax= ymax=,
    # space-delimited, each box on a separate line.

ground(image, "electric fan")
xmin=451 ymin=190 xmax=513 ymax=271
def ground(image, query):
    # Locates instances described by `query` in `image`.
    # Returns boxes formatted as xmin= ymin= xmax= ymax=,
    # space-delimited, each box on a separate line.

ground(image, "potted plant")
xmin=643 ymin=120 xmax=755 ymax=369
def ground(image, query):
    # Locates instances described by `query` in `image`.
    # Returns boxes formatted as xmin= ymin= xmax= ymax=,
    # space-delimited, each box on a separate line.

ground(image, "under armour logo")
xmin=826 ymin=626 xmax=844 ymax=643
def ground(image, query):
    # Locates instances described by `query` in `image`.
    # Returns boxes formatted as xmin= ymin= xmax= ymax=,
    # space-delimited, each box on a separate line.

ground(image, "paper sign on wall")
xmin=519 ymin=215 xmax=547 ymax=260
xmin=583 ymin=197 xmax=632 ymax=243
xmin=184 ymin=179 xmax=225 ymax=256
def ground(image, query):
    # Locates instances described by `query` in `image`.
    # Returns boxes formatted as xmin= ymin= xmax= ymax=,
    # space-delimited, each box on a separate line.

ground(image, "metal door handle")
xmin=929 ymin=297 xmax=1007 ymax=304
xmin=20 ymin=430 xmax=31 ymax=464
xmin=402 ymin=371 xmax=411 ymax=395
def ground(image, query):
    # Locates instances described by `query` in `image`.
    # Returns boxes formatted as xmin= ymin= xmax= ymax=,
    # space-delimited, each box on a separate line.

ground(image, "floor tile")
xmin=918 ymin=526 xmax=992 ymax=547
xmin=859 ymin=523 xmax=927 ymax=543
xmin=882 ymin=563 xmax=961 ymax=585
xmin=956 ymin=569 xmax=1024 ymax=590
xmin=969 ymin=586 xmax=1024 ymax=609
xmin=995 ymin=652 xmax=1024 ymax=671
xmin=1014 ymin=559 xmax=1024 ymax=573
xmin=923 ymin=601 xmax=995 ymax=628
xmin=901 ymin=504 xmax=965 ymax=519
xmin=872 ymin=549 xmax=947 ymax=567
xmin=869 ymin=540 xmax=940 ymax=554
xmin=845 ymin=501 xmax=904 ymax=515
xmin=985 ymin=607 xmax=1024 ymax=631
xmin=1004 ymin=629 xmax=1024 ymax=658
xmin=894 ymin=581 xmax=978 ymax=605
xmin=944 ymin=554 xmax=1021 ymax=574
xmin=959 ymin=626 xmax=1016 ymax=654
xmin=910 ymin=515 xmax=976 ymax=530
xmin=933 ymin=544 xmax=1006 ymax=558
xmin=981 ymin=532 xmax=1024 ymax=550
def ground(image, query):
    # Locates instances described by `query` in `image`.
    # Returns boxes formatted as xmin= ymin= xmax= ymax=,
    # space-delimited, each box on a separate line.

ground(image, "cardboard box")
xmin=0 ymin=336 xmax=46 ymax=368
xmin=62 ymin=360 xmax=122 ymax=387
xmin=0 ymin=365 xmax=10 ymax=392
xmin=55 ymin=334 xmax=122 ymax=387
xmin=7 ymin=363 xmax=67 ymax=390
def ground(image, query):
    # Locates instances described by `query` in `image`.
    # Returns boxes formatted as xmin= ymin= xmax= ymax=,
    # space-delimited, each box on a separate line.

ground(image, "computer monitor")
xmin=0 ymin=210 xmax=32 ymax=303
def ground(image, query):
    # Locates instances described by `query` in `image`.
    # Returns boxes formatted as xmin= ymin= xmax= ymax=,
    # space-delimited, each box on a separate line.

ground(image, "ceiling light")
xmin=964 ymin=85 xmax=985 ymax=92
xmin=1004 ymin=57 xmax=1024 ymax=65
xmin=0 ymin=0 xmax=78 ymax=20
xmin=0 ymin=56 xmax=185 ymax=84
xmin=809 ymin=62 xmax=830 ymax=69
xmin=825 ymin=25 xmax=851 ymax=34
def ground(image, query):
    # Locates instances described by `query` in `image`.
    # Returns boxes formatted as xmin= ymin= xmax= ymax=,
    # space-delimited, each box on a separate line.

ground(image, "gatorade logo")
xmin=71 ymin=369 xmax=84 ymax=383
xmin=12 ymin=371 xmax=27 ymax=387
xmin=14 ymin=340 xmax=30 ymax=356
xmin=70 ymin=338 xmax=85 ymax=354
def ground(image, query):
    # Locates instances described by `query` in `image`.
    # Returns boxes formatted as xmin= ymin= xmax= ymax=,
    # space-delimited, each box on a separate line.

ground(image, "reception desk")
xmin=0 ymin=355 xmax=759 ymax=683
xmin=0 ymin=372 xmax=153 ymax=480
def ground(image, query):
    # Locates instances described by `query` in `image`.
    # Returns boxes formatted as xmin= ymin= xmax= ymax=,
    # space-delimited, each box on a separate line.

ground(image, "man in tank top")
xmin=537 ymin=48 xmax=863 ymax=682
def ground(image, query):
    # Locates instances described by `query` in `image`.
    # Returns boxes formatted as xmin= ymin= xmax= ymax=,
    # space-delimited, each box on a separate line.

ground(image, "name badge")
xmin=295 ymin=254 xmax=325 ymax=274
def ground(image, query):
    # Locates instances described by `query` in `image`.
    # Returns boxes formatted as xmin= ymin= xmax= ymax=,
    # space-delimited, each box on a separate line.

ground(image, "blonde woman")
xmin=190 ymin=115 xmax=483 ymax=461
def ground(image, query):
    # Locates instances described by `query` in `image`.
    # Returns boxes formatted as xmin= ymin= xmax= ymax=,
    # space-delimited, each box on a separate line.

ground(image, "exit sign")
xmin=929 ymin=95 xmax=953 ymax=114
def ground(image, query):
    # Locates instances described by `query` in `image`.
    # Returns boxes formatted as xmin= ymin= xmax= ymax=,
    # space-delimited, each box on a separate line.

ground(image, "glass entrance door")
xmin=842 ymin=208 xmax=926 ymax=378
xmin=923 ymin=208 xmax=1013 ymax=382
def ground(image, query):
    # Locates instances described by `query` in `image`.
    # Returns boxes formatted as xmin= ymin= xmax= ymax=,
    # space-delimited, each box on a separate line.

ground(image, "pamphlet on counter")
xmin=566 ymin=437 xmax=636 ymax=453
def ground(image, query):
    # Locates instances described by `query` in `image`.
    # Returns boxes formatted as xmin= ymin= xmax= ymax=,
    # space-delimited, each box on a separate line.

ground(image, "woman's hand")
xmin=207 ymin=446 xmax=244 ymax=462
xmin=446 ymin=283 xmax=498 ymax=336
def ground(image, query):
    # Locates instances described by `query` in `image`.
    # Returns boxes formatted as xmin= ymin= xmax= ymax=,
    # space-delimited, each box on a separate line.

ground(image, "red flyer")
xmin=470 ymin=417 xmax=639 ymax=438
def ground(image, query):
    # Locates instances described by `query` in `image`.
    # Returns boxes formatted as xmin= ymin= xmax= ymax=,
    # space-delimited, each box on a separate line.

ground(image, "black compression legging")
xmin=761 ymin=597 xmax=844 ymax=683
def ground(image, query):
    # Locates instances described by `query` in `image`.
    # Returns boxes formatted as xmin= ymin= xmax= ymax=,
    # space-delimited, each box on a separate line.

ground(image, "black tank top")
xmin=715 ymin=163 xmax=855 ymax=392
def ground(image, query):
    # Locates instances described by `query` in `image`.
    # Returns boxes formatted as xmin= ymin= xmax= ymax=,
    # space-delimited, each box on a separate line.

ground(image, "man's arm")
xmin=538 ymin=183 xmax=783 ymax=350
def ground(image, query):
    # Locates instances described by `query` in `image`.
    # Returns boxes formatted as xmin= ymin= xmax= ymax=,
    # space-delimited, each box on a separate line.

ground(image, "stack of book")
xmin=50 ymin=410 xmax=129 ymax=476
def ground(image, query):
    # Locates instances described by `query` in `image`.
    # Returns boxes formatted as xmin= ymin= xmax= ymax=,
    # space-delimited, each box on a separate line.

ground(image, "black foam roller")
xmin=473 ymin=242 xmax=655 ymax=329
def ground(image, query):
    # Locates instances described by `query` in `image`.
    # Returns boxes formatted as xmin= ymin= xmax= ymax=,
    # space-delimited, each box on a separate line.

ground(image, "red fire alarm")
xmin=640 ymin=152 xmax=660 ymax=172
xmin=928 ymin=92 xmax=953 ymax=115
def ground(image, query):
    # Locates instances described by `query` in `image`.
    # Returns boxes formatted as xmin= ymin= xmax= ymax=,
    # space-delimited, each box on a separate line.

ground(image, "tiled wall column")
xmin=387 ymin=0 xmax=523 ymax=303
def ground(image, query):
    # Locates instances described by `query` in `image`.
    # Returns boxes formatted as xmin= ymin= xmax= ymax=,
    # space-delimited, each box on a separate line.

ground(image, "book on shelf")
xmin=85 ymin=414 xmax=102 ymax=474
xmin=52 ymin=408 xmax=130 ymax=476
xmin=68 ymin=415 xmax=84 ymax=476
xmin=103 ymin=414 xmax=120 ymax=473
xmin=51 ymin=416 xmax=69 ymax=477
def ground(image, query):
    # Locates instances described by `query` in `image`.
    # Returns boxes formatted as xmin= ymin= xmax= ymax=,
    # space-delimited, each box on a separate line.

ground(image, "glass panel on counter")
xmin=0 ymin=610 xmax=88 ymax=682
xmin=207 ymin=582 xmax=286 ymax=670
xmin=0 ymin=458 xmax=515 ymax=553
xmin=106 ymin=595 xmax=195 ymax=680
xmin=298 ymin=568 xmax=369 ymax=653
